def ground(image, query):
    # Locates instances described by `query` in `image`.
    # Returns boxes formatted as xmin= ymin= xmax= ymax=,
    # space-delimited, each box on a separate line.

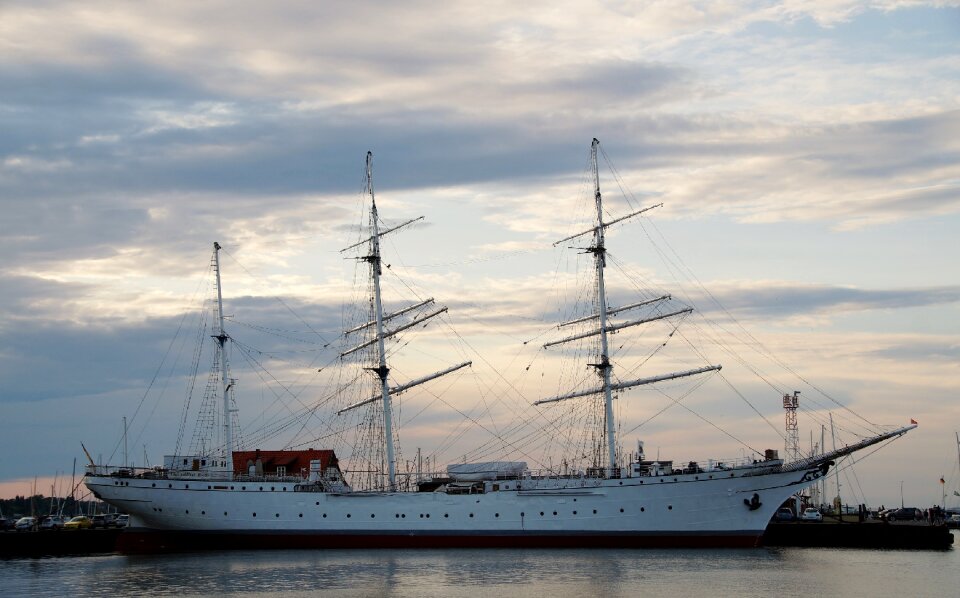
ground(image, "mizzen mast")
xmin=212 ymin=241 xmax=235 ymax=472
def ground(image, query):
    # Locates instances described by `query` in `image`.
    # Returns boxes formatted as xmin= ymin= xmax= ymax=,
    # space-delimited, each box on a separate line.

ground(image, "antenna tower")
xmin=783 ymin=391 xmax=800 ymax=463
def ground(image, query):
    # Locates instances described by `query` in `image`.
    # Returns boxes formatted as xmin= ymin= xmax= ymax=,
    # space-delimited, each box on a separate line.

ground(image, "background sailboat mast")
xmin=590 ymin=138 xmax=618 ymax=475
xmin=213 ymin=241 xmax=234 ymax=471
xmin=365 ymin=152 xmax=397 ymax=491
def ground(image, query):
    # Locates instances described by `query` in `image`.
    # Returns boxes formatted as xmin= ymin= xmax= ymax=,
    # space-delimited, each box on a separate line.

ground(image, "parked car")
xmin=774 ymin=507 xmax=796 ymax=522
xmin=116 ymin=514 xmax=129 ymax=527
xmin=64 ymin=516 xmax=93 ymax=530
xmin=800 ymin=508 xmax=823 ymax=522
xmin=39 ymin=516 xmax=64 ymax=530
xmin=15 ymin=516 xmax=38 ymax=531
xmin=0 ymin=517 xmax=15 ymax=531
xmin=880 ymin=507 xmax=921 ymax=521
xmin=90 ymin=514 xmax=108 ymax=529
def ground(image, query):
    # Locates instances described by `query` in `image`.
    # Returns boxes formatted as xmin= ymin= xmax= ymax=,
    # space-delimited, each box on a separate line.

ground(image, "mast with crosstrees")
xmin=339 ymin=151 xmax=470 ymax=491
xmin=537 ymin=138 xmax=721 ymax=476
xmin=212 ymin=241 xmax=236 ymax=473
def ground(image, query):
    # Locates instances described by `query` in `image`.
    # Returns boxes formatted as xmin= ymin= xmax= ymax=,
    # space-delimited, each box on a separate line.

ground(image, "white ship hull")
xmin=86 ymin=461 xmax=827 ymax=550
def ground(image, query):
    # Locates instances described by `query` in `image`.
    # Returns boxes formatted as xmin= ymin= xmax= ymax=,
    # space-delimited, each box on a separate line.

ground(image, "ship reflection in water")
xmin=5 ymin=542 xmax=958 ymax=598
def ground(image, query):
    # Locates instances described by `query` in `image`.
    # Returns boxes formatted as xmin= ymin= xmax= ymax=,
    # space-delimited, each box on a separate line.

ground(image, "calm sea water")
xmin=4 ymin=533 xmax=957 ymax=598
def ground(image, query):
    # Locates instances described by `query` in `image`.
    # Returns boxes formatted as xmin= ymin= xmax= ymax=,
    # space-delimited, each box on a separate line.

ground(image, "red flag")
xmin=910 ymin=418 xmax=918 ymax=424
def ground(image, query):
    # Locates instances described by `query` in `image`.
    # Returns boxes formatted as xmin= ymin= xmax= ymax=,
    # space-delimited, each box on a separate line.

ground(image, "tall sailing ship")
xmin=85 ymin=141 xmax=915 ymax=551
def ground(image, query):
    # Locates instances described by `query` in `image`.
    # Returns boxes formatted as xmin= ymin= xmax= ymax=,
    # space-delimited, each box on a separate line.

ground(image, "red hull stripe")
xmin=117 ymin=529 xmax=762 ymax=553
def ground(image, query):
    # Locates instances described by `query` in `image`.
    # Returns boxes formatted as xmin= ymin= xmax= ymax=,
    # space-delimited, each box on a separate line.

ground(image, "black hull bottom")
xmin=116 ymin=528 xmax=762 ymax=553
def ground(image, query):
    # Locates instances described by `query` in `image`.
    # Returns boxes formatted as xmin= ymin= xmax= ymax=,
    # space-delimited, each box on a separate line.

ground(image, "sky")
xmin=1 ymin=1 xmax=958 ymax=509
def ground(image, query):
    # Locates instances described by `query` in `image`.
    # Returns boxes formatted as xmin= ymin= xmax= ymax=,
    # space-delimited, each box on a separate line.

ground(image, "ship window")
xmin=322 ymin=514 xmax=327 ymax=518
xmin=185 ymin=484 xmax=189 ymax=489
xmin=185 ymin=510 xmax=189 ymax=514
xmin=540 ymin=512 xmax=544 ymax=516
xmin=426 ymin=514 xmax=430 ymax=518
xmin=668 ymin=505 xmax=673 ymax=510
xmin=242 ymin=486 xmax=246 ymax=490
xmin=469 ymin=513 xmax=474 ymax=518
xmin=275 ymin=514 xmax=279 ymax=518
xmin=396 ymin=514 xmax=400 ymax=518
xmin=495 ymin=513 xmax=499 ymax=518
xmin=620 ymin=508 xmax=624 ymax=513
xmin=316 ymin=502 xmax=320 ymax=506
xmin=201 ymin=511 xmax=206 ymax=515
xmin=593 ymin=510 xmax=597 ymax=514
xmin=347 ymin=514 xmax=351 ymax=518
xmin=152 ymin=483 xmax=155 ymax=488
xmin=201 ymin=460 xmax=206 ymax=466
xmin=224 ymin=512 xmax=228 ymax=516
xmin=270 ymin=487 xmax=275 ymax=491
xmin=253 ymin=513 xmax=256 ymax=517
xmin=445 ymin=514 xmax=449 ymax=518
xmin=401 ymin=514 xmax=405 ymax=518
xmin=260 ymin=487 xmax=263 ymax=491
xmin=572 ymin=511 xmax=577 ymax=515
xmin=371 ymin=514 xmax=375 ymax=518
xmin=299 ymin=514 xmax=303 ymax=518
xmin=231 ymin=486 xmax=234 ymax=490
xmin=553 ymin=511 xmax=557 ymax=516
xmin=640 ymin=507 xmax=645 ymax=512
xmin=520 ymin=512 xmax=524 ymax=517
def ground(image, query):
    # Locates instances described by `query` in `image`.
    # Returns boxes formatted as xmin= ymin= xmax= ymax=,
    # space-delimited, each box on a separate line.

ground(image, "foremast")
xmin=537 ymin=138 xmax=721 ymax=476
xmin=212 ymin=242 xmax=236 ymax=473
xmin=588 ymin=139 xmax=618 ymax=476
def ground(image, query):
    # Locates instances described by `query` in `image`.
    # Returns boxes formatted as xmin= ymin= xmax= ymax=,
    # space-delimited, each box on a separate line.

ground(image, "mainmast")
xmin=365 ymin=152 xmax=398 ymax=491
xmin=213 ymin=241 xmax=235 ymax=472
xmin=338 ymin=152 xmax=471 ymax=492
xmin=537 ymin=138 xmax=720 ymax=477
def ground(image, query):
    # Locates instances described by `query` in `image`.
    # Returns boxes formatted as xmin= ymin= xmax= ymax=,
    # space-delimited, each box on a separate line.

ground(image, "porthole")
xmin=620 ymin=508 xmax=624 ymax=513
xmin=540 ymin=512 xmax=544 ymax=516
xmin=299 ymin=514 xmax=303 ymax=518
xmin=316 ymin=502 xmax=320 ymax=506
xmin=224 ymin=512 xmax=228 ymax=516
xmin=168 ymin=484 xmax=172 ymax=488
xmin=201 ymin=511 xmax=206 ymax=515
xmin=395 ymin=514 xmax=400 ymax=518
xmin=593 ymin=509 xmax=597 ymax=514
xmin=640 ymin=507 xmax=645 ymax=512
xmin=275 ymin=513 xmax=280 ymax=518
xmin=668 ymin=505 xmax=673 ymax=510
xmin=347 ymin=514 xmax=351 ymax=518
xmin=469 ymin=513 xmax=474 ymax=518
xmin=495 ymin=513 xmax=500 ymax=518
xmin=152 ymin=483 xmax=156 ymax=488
xmin=271 ymin=487 xmax=275 ymax=491
xmin=520 ymin=512 xmax=525 ymax=517
xmin=185 ymin=510 xmax=189 ymax=514
xmin=445 ymin=514 xmax=449 ymax=518
xmin=185 ymin=484 xmax=189 ymax=489
xmin=553 ymin=511 xmax=557 ymax=516
xmin=242 ymin=486 xmax=246 ymax=490
xmin=573 ymin=511 xmax=577 ymax=515
xmin=231 ymin=486 xmax=235 ymax=490
xmin=673 ymin=478 xmax=677 ymax=482
xmin=619 ymin=481 xmax=623 ymax=485
xmin=419 ymin=514 xmax=424 ymax=518
xmin=207 ymin=486 xmax=211 ymax=490
xmin=426 ymin=514 xmax=430 ymax=518
xmin=322 ymin=514 xmax=327 ymax=518
xmin=401 ymin=514 xmax=406 ymax=518
xmin=253 ymin=513 xmax=257 ymax=517
xmin=371 ymin=514 xmax=375 ymax=518
xmin=260 ymin=487 xmax=264 ymax=491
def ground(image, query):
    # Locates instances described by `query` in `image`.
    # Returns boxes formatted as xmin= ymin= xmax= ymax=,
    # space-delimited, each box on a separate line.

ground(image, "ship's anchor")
xmin=743 ymin=493 xmax=762 ymax=511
